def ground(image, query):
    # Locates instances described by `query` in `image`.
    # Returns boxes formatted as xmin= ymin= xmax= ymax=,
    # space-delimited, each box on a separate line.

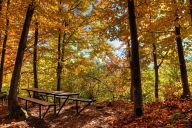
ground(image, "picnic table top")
xmin=21 ymin=88 xmax=79 ymax=96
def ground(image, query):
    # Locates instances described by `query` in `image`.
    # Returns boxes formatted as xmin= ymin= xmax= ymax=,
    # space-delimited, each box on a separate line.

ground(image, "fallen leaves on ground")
xmin=0 ymin=97 xmax=192 ymax=127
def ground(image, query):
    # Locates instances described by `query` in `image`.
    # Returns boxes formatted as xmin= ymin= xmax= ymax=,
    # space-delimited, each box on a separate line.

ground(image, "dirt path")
xmin=0 ymin=100 xmax=132 ymax=128
xmin=1 ymin=98 xmax=192 ymax=127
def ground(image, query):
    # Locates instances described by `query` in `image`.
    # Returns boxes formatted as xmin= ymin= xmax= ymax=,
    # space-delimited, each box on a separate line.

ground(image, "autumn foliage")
xmin=0 ymin=0 xmax=192 ymax=127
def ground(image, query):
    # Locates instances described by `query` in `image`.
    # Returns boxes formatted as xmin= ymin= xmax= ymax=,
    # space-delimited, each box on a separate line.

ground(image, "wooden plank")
xmin=69 ymin=98 xmax=96 ymax=102
xmin=18 ymin=95 xmax=54 ymax=106
xmin=21 ymin=88 xmax=79 ymax=96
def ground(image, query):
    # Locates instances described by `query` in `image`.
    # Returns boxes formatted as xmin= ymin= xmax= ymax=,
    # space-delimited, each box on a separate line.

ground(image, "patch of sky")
xmin=115 ymin=13 xmax=123 ymax=18
xmin=147 ymin=63 xmax=154 ymax=70
xmin=84 ymin=5 xmax=92 ymax=16
xmin=29 ymin=41 xmax=50 ymax=52
xmin=73 ymin=8 xmax=81 ymax=16
xmin=94 ymin=57 xmax=104 ymax=64
xmin=111 ymin=3 xmax=121 ymax=11
xmin=114 ymin=25 xmax=119 ymax=31
xmin=83 ymin=25 xmax=92 ymax=31
xmin=38 ymin=41 xmax=50 ymax=47
xmin=108 ymin=39 xmax=126 ymax=58
xmin=108 ymin=39 xmax=121 ymax=48
xmin=106 ymin=28 xmax=110 ymax=34
xmin=70 ymin=45 xmax=77 ymax=50
xmin=77 ymin=48 xmax=93 ymax=58
xmin=184 ymin=36 xmax=192 ymax=60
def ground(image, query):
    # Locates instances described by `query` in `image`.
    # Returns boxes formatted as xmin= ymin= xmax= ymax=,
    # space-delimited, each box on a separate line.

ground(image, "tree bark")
xmin=0 ymin=0 xmax=10 ymax=92
xmin=33 ymin=22 xmax=38 ymax=98
xmin=173 ymin=0 xmax=190 ymax=98
xmin=190 ymin=0 xmax=192 ymax=23
xmin=127 ymin=41 xmax=133 ymax=101
xmin=0 ymin=0 xmax=3 ymax=14
xmin=8 ymin=2 xmax=35 ymax=118
xmin=57 ymin=29 xmax=62 ymax=91
xmin=61 ymin=32 xmax=66 ymax=81
xmin=0 ymin=0 xmax=3 ymax=45
xmin=57 ymin=26 xmax=67 ymax=91
xmin=153 ymin=44 xmax=159 ymax=99
xmin=175 ymin=25 xmax=190 ymax=98
xmin=128 ymin=0 xmax=143 ymax=117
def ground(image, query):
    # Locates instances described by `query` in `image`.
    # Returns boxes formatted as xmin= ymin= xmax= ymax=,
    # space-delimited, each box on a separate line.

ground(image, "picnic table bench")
xmin=21 ymin=88 xmax=79 ymax=115
xmin=20 ymin=88 xmax=96 ymax=117
xmin=56 ymin=96 xmax=96 ymax=115
xmin=70 ymin=98 xmax=96 ymax=115
xmin=18 ymin=95 xmax=55 ymax=119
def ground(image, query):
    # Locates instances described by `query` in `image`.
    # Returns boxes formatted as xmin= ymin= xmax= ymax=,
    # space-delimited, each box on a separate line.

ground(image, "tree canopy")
xmin=0 ymin=0 xmax=192 ymax=122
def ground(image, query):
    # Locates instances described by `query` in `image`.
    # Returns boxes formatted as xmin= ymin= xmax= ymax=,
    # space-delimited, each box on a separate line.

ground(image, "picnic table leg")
xmin=76 ymin=102 xmax=92 ymax=115
xmin=40 ymin=95 xmax=45 ymax=100
xmin=58 ymin=98 xmax=61 ymax=107
xmin=1 ymin=97 xmax=3 ymax=110
xmin=46 ymin=95 xmax=48 ymax=101
xmin=2 ymin=97 xmax=4 ymax=108
xmin=39 ymin=105 xmax=42 ymax=118
xmin=27 ymin=90 xmax=31 ymax=97
xmin=57 ymin=96 xmax=69 ymax=115
xmin=75 ymin=100 xmax=78 ymax=114
xmin=25 ymin=100 xmax=28 ymax=110
xmin=42 ymin=106 xmax=51 ymax=118
xmin=54 ymin=95 xmax=56 ymax=114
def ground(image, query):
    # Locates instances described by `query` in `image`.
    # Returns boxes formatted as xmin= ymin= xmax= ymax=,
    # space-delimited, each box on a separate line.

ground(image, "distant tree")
xmin=152 ymin=44 xmax=159 ymax=98
xmin=0 ymin=0 xmax=10 ymax=92
xmin=128 ymin=0 xmax=143 ymax=117
xmin=174 ymin=0 xmax=190 ymax=98
xmin=190 ymin=0 xmax=192 ymax=22
xmin=33 ymin=21 xmax=38 ymax=98
xmin=0 ymin=0 xmax=3 ymax=13
xmin=57 ymin=28 xmax=61 ymax=91
xmin=8 ymin=1 xmax=35 ymax=118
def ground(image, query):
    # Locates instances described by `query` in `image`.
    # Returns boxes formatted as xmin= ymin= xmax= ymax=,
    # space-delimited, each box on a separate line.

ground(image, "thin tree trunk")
xmin=175 ymin=25 xmax=190 ymax=98
xmin=33 ymin=22 xmax=38 ymax=98
xmin=61 ymin=32 xmax=66 ymax=83
xmin=174 ymin=0 xmax=190 ymax=98
xmin=153 ymin=44 xmax=159 ymax=99
xmin=190 ymin=0 xmax=192 ymax=22
xmin=0 ymin=0 xmax=3 ymax=49
xmin=0 ymin=0 xmax=3 ymax=14
xmin=60 ymin=21 xmax=68 ymax=86
xmin=0 ymin=0 xmax=10 ymax=92
xmin=8 ymin=1 xmax=35 ymax=118
xmin=128 ymin=0 xmax=143 ymax=117
xmin=57 ymin=29 xmax=62 ymax=91
xmin=127 ymin=41 xmax=133 ymax=101
xmin=56 ymin=1 xmax=63 ymax=91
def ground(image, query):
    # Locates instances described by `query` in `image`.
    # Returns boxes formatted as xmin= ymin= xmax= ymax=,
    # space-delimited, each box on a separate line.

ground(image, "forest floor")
xmin=0 ymin=97 xmax=192 ymax=128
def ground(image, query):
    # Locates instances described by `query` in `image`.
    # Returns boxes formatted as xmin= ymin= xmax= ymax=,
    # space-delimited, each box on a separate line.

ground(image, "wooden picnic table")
xmin=21 ymin=88 xmax=79 ymax=115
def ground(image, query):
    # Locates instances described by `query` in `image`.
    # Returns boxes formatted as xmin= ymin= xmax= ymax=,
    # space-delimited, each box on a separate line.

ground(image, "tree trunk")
xmin=153 ymin=44 xmax=159 ymax=99
xmin=127 ymin=41 xmax=133 ymax=101
xmin=0 ymin=0 xmax=3 ymax=14
xmin=0 ymin=0 xmax=3 ymax=50
xmin=8 ymin=2 xmax=35 ymax=118
xmin=33 ymin=22 xmax=38 ymax=98
xmin=61 ymin=32 xmax=66 ymax=83
xmin=175 ymin=25 xmax=190 ymax=98
xmin=0 ymin=0 xmax=10 ymax=92
xmin=173 ymin=0 xmax=190 ymax=98
xmin=190 ymin=0 xmax=192 ymax=22
xmin=57 ymin=29 xmax=62 ymax=91
xmin=128 ymin=0 xmax=143 ymax=117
